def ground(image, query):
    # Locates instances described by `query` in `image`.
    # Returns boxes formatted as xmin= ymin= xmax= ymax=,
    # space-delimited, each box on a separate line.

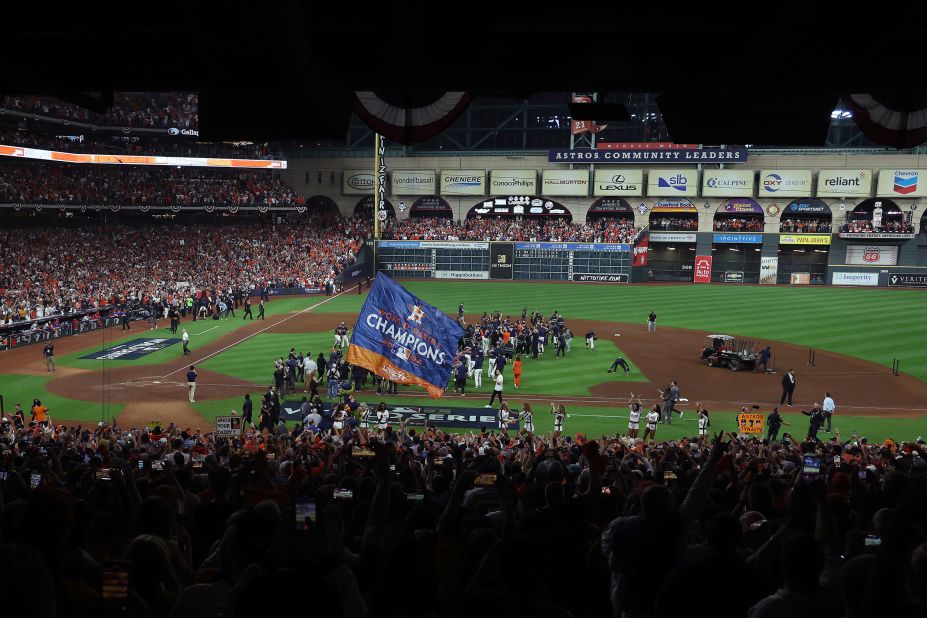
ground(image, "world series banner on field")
xmin=347 ymin=272 xmax=464 ymax=398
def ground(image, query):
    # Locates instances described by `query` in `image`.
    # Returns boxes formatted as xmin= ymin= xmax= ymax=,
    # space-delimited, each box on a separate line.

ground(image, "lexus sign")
xmin=888 ymin=273 xmax=927 ymax=287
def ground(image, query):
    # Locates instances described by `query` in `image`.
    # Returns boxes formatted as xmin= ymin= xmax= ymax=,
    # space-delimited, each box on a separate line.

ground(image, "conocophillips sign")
xmin=343 ymin=171 xmax=375 ymax=195
xmin=490 ymin=169 xmax=537 ymax=195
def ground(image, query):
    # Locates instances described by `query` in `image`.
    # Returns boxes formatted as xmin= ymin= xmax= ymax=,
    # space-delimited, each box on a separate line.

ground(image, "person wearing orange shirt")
xmin=31 ymin=399 xmax=49 ymax=426
xmin=513 ymin=355 xmax=523 ymax=388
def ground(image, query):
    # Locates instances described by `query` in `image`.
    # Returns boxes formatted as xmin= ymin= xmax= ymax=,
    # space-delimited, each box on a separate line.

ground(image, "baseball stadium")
xmin=3 ymin=12 xmax=927 ymax=618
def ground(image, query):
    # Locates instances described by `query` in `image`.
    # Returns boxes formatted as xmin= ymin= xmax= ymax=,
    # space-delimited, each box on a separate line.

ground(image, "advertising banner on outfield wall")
xmin=390 ymin=170 xmax=436 ymax=195
xmin=588 ymin=197 xmax=634 ymax=215
xmin=542 ymin=169 xmax=590 ymax=196
xmin=572 ymin=273 xmax=628 ymax=283
xmin=816 ymin=170 xmax=872 ymax=198
xmin=489 ymin=243 xmax=514 ymax=279
xmin=832 ymin=272 xmax=879 ymax=286
xmin=343 ymin=171 xmax=375 ymax=195
xmin=760 ymin=256 xmax=778 ymax=284
xmin=876 ymin=169 xmax=927 ymax=197
xmin=440 ymin=170 xmax=486 ymax=195
xmin=490 ymin=169 xmax=537 ymax=195
xmin=713 ymin=233 xmax=763 ymax=244
xmin=694 ymin=255 xmax=712 ymax=283
xmin=779 ymin=234 xmax=831 ymax=245
xmin=845 ymin=244 xmax=898 ymax=265
xmin=784 ymin=199 xmax=830 ymax=214
xmin=650 ymin=233 xmax=697 ymax=243
xmin=647 ymin=169 xmax=699 ymax=197
xmin=888 ymin=272 xmax=927 ymax=287
xmin=549 ymin=147 xmax=748 ymax=163
xmin=702 ymin=170 xmax=755 ymax=197
xmin=759 ymin=170 xmax=813 ymax=197
xmin=652 ymin=198 xmax=698 ymax=213
xmin=593 ymin=169 xmax=644 ymax=196
xmin=434 ymin=270 xmax=489 ymax=280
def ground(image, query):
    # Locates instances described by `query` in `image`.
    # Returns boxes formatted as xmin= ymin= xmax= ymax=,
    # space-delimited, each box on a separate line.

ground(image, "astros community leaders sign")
xmin=548 ymin=147 xmax=748 ymax=163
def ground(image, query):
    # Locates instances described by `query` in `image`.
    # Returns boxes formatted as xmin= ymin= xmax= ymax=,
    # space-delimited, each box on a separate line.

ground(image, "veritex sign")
xmin=888 ymin=273 xmax=927 ymax=287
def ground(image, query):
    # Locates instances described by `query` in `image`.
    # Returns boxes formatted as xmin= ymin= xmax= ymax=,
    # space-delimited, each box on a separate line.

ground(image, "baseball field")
xmin=2 ymin=282 xmax=925 ymax=442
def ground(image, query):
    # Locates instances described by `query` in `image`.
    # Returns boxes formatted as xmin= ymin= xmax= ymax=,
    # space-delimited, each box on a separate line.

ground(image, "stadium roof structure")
xmin=2 ymin=3 xmax=923 ymax=146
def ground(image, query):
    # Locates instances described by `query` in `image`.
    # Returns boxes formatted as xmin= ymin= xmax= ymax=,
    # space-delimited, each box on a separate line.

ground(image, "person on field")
xmin=822 ymin=392 xmax=836 ymax=432
xmin=43 ymin=342 xmax=55 ymax=372
xmin=485 ymin=370 xmax=504 ymax=408
xmin=513 ymin=355 xmax=522 ymax=388
xmin=627 ymin=393 xmax=642 ymax=440
xmin=647 ymin=310 xmax=657 ymax=333
xmin=186 ymin=366 xmax=197 ymax=403
xmin=643 ymin=405 xmax=660 ymax=441
xmin=754 ymin=346 xmax=772 ymax=373
xmin=780 ymin=370 xmax=796 ymax=406
xmin=608 ymin=356 xmax=630 ymax=375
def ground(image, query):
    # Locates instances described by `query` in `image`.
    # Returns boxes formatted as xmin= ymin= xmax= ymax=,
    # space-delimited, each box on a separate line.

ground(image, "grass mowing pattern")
xmin=315 ymin=282 xmax=927 ymax=382
xmin=201 ymin=332 xmax=646 ymax=397
xmin=0 ymin=374 xmax=124 ymax=423
xmin=56 ymin=296 xmax=323 ymax=369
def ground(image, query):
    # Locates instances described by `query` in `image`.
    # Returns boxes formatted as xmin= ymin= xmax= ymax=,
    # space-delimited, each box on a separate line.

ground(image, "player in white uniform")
xmin=551 ymin=402 xmax=565 ymax=434
xmin=376 ymin=405 xmax=390 ymax=431
xmin=627 ymin=392 xmax=642 ymax=439
xmin=520 ymin=403 xmax=535 ymax=434
xmin=697 ymin=402 xmax=710 ymax=438
xmin=643 ymin=405 xmax=660 ymax=441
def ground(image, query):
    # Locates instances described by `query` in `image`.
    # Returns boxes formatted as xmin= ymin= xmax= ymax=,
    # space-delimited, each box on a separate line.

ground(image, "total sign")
xmin=694 ymin=255 xmax=712 ymax=283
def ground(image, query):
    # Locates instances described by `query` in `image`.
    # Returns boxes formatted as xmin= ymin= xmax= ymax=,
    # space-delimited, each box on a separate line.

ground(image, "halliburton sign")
xmin=694 ymin=255 xmax=712 ymax=283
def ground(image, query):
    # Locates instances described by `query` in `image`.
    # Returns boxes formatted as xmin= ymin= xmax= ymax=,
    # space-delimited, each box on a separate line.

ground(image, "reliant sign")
xmin=548 ymin=147 xmax=748 ymax=163
xmin=816 ymin=170 xmax=872 ymax=197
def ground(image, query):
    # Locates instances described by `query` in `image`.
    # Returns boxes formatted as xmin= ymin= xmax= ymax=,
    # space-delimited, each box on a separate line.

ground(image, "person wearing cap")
xmin=766 ymin=407 xmax=788 ymax=442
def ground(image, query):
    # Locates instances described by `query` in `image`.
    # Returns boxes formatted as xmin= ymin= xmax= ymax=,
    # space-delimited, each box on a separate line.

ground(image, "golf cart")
xmin=700 ymin=335 xmax=758 ymax=372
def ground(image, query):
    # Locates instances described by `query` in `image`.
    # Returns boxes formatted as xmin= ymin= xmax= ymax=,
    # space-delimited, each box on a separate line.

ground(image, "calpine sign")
xmin=548 ymin=147 xmax=748 ymax=163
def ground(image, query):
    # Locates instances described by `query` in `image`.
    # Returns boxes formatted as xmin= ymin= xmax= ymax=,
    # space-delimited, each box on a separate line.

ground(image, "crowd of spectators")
xmin=713 ymin=216 xmax=765 ymax=232
xmin=649 ymin=215 xmax=698 ymax=231
xmin=2 ymin=93 xmax=198 ymax=129
xmin=779 ymin=218 xmax=833 ymax=233
xmin=2 ymin=401 xmax=927 ymax=618
xmin=0 ymin=215 xmax=368 ymax=325
xmin=0 ymin=164 xmax=301 ymax=208
xmin=0 ymin=126 xmax=282 ymax=160
xmin=841 ymin=218 xmax=914 ymax=233
xmin=382 ymin=216 xmax=640 ymax=243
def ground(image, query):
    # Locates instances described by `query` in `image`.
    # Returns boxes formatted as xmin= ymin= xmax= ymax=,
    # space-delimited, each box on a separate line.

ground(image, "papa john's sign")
xmin=694 ymin=255 xmax=712 ymax=283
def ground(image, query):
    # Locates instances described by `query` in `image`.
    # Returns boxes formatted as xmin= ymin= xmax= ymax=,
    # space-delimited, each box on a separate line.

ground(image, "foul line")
xmin=157 ymin=285 xmax=358 ymax=379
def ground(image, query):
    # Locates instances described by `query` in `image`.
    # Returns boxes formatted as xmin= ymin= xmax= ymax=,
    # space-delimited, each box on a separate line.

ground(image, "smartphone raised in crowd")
xmin=30 ymin=471 xmax=42 ymax=489
xmin=407 ymin=492 xmax=424 ymax=502
xmin=802 ymin=455 xmax=821 ymax=481
xmin=353 ymin=448 xmax=375 ymax=459
xmin=101 ymin=560 xmax=130 ymax=600
xmin=865 ymin=534 xmax=881 ymax=547
xmin=474 ymin=473 xmax=497 ymax=487
xmin=295 ymin=497 xmax=316 ymax=530
xmin=334 ymin=488 xmax=353 ymax=500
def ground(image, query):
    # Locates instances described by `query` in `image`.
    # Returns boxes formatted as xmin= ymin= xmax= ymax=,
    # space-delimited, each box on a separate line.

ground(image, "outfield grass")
xmin=56 ymin=296 xmax=322 ymax=369
xmin=0 ymin=374 xmax=124 ymax=423
xmin=200 ymin=332 xmax=646 ymax=397
xmin=190 ymin=391 xmax=927 ymax=444
xmin=316 ymin=282 xmax=927 ymax=382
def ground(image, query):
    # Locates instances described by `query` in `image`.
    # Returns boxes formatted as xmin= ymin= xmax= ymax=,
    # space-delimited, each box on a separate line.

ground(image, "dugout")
xmin=408 ymin=196 xmax=453 ymax=219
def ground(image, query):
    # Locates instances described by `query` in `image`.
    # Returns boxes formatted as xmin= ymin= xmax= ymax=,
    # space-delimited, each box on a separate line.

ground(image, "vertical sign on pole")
xmin=373 ymin=134 xmax=387 ymax=239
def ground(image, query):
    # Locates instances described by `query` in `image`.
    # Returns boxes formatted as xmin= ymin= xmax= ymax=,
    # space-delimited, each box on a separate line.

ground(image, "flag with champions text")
xmin=347 ymin=272 xmax=465 ymax=398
